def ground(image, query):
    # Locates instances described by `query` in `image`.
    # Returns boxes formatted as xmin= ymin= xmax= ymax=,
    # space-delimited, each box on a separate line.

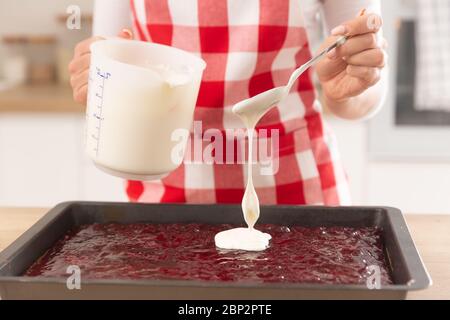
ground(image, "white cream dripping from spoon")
xmin=214 ymin=36 xmax=347 ymax=252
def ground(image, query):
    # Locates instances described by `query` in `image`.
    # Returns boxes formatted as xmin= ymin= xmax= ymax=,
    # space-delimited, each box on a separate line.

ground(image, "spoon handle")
xmin=285 ymin=35 xmax=348 ymax=94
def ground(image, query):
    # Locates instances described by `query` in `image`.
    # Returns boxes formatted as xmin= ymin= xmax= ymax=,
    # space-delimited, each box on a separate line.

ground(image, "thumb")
xmin=117 ymin=28 xmax=133 ymax=39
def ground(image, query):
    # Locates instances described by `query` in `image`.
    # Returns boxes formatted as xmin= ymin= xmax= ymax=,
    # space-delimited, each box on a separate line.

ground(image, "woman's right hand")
xmin=68 ymin=29 xmax=133 ymax=105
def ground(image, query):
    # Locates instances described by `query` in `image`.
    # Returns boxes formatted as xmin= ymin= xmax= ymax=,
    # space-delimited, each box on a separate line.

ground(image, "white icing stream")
xmin=214 ymin=36 xmax=348 ymax=251
xmin=214 ymin=88 xmax=283 ymax=251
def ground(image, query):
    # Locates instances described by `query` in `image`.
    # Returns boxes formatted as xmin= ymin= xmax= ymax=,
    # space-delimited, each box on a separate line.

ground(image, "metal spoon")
xmin=232 ymin=36 xmax=348 ymax=121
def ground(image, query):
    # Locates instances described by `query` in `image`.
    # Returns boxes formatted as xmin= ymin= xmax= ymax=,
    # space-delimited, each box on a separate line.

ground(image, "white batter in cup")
xmin=86 ymin=39 xmax=206 ymax=181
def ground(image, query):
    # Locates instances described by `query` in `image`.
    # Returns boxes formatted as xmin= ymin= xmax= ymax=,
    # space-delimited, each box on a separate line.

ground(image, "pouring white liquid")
xmin=214 ymin=89 xmax=282 ymax=252
xmin=214 ymin=36 xmax=348 ymax=251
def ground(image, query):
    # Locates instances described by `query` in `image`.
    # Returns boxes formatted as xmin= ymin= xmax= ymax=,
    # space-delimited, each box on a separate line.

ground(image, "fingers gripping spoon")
xmin=232 ymin=7 xmax=369 ymax=119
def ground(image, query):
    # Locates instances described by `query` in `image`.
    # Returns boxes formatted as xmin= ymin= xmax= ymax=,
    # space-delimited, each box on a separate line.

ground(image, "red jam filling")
xmin=24 ymin=223 xmax=392 ymax=284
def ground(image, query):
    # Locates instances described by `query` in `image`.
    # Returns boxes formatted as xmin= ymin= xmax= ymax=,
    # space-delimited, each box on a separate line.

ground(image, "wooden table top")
xmin=0 ymin=207 xmax=449 ymax=300
xmin=0 ymin=84 xmax=83 ymax=113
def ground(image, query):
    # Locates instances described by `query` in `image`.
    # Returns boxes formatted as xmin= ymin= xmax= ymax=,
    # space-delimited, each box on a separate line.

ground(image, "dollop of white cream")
xmin=215 ymin=227 xmax=271 ymax=252
xmin=150 ymin=64 xmax=193 ymax=87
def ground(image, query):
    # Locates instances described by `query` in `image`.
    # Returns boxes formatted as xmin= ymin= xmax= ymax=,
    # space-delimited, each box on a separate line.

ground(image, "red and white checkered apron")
xmin=127 ymin=0 xmax=351 ymax=205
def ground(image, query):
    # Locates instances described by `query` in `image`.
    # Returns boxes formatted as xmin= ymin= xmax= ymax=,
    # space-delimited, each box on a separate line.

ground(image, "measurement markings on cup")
xmin=91 ymin=67 xmax=111 ymax=157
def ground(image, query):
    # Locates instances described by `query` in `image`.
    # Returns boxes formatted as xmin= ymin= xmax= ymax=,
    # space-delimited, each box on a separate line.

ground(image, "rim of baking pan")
xmin=0 ymin=202 xmax=432 ymax=291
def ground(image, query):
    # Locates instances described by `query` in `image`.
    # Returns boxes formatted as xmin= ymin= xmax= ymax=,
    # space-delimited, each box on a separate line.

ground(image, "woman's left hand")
xmin=316 ymin=13 xmax=387 ymax=104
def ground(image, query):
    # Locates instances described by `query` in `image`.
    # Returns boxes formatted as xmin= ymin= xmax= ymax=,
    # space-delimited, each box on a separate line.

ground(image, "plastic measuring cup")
xmin=86 ymin=39 xmax=206 ymax=181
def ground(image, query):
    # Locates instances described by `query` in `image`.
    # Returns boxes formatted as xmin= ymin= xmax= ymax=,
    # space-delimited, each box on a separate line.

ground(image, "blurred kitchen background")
xmin=0 ymin=0 xmax=449 ymax=213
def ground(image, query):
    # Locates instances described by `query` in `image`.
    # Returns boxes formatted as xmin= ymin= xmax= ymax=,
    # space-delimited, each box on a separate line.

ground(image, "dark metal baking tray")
xmin=0 ymin=202 xmax=431 ymax=300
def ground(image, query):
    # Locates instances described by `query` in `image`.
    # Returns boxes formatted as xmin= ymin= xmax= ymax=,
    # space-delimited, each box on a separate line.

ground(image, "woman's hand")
xmin=68 ymin=29 xmax=133 ymax=105
xmin=315 ymin=13 xmax=387 ymax=119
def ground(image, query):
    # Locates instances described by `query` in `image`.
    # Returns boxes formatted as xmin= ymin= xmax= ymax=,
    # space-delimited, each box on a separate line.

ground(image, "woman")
xmin=69 ymin=0 xmax=387 ymax=206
